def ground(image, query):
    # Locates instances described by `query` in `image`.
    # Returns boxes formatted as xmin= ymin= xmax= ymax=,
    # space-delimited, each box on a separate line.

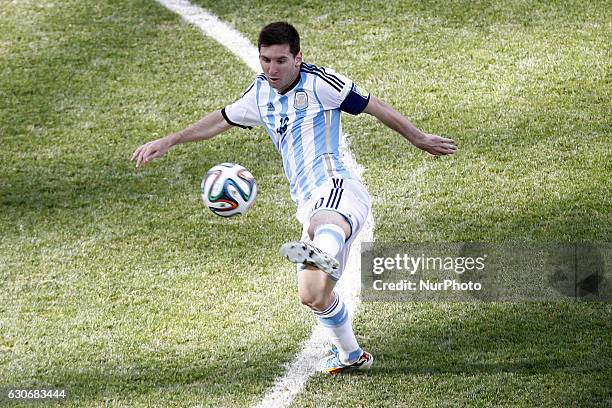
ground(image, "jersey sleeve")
xmin=222 ymin=80 xmax=262 ymax=129
xmin=314 ymin=66 xmax=370 ymax=115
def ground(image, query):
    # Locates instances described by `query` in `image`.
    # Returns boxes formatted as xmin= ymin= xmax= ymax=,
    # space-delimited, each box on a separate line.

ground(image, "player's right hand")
xmin=131 ymin=138 xmax=171 ymax=169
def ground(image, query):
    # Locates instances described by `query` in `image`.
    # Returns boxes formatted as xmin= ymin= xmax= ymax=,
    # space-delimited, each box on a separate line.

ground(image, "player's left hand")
xmin=414 ymin=133 xmax=457 ymax=157
xmin=131 ymin=137 xmax=172 ymax=169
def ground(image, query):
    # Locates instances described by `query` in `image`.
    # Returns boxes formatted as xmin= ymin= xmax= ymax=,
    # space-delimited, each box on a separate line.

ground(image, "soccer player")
xmin=131 ymin=22 xmax=456 ymax=374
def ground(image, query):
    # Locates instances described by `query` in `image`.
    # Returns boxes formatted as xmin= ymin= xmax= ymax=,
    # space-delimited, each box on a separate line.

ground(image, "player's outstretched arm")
xmin=131 ymin=109 xmax=232 ymax=168
xmin=363 ymin=96 xmax=457 ymax=157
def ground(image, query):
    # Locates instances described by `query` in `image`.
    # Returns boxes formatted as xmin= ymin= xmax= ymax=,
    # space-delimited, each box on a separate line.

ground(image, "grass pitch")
xmin=1 ymin=0 xmax=610 ymax=407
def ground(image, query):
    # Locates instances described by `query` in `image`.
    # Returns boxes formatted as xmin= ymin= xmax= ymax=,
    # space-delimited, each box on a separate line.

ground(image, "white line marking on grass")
xmin=152 ymin=1 xmax=374 ymax=407
xmin=155 ymin=0 xmax=260 ymax=72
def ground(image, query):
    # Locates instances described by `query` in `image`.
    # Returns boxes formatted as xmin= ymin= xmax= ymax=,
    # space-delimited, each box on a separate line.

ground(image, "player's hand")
xmin=131 ymin=138 xmax=171 ymax=168
xmin=413 ymin=133 xmax=457 ymax=157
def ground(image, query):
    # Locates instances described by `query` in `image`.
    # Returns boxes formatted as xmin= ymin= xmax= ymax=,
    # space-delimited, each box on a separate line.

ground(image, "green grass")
xmin=1 ymin=0 xmax=610 ymax=407
xmin=1 ymin=0 xmax=305 ymax=406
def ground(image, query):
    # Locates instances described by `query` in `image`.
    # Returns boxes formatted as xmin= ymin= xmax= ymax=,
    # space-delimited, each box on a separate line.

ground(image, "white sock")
xmin=312 ymin=223 xmax=345 ymax=258
xmin=315 ymin=292 xmax=362 ymax=364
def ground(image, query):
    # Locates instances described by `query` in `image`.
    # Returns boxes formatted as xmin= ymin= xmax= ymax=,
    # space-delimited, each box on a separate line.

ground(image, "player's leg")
xmin=296 ymin=263 xmax=372 ymax=373
xmin=287 ymin=209 xmax=364 ymax=361
xmin=296 ymin=264 xmax=335 ymax=312
xmin=281 ymin=178 xmax=373 ymax=373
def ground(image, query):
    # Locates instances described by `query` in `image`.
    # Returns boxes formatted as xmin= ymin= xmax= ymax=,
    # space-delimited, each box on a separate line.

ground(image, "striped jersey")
xmin=221 ymin=62 xmax=370 ymax=206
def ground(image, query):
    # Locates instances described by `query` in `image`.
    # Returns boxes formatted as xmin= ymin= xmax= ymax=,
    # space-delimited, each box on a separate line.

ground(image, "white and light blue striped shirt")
xmin=222 ymin=63 xmax=370 ymax=206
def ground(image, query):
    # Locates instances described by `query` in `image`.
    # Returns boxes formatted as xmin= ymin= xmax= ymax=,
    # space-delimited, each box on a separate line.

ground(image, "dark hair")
xmin=258 ymin=22 xmax=300 ymax=56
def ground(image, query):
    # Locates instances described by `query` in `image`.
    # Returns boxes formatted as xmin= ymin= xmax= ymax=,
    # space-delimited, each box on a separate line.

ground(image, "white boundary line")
xmin=155 ymin=0 xmax=260 ymax=72
xmin=153 ymin=1 xmax=374 ymax=407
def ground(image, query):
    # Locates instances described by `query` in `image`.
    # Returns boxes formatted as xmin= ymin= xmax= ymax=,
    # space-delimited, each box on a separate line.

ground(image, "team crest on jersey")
xmin=294 ymin=91 xmax=308 ymax=110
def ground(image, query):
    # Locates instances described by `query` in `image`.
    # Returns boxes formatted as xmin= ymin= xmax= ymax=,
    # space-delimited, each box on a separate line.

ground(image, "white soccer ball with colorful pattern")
xmin=201 ymin=163 xmax=257 ymax=217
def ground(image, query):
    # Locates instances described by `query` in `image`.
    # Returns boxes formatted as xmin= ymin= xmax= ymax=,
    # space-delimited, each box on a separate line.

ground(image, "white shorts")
xmin=295 ymin=178 xmax=371 ymax=280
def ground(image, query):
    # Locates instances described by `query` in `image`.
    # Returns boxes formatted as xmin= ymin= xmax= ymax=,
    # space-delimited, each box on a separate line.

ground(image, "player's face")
xmin=259 ymin=44 xmax=302 ymax=92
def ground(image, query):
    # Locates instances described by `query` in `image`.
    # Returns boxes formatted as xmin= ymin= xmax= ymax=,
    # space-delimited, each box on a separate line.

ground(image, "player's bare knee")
xmin=298 ymin=292 xmax=328 ymax=311
xmin=298 ymin=291 xmax=316 ymax=308
xmin=297 ymin=284 xmax=329 ymax=310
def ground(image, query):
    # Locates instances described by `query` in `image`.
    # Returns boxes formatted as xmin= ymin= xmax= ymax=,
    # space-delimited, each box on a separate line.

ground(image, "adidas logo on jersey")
xmin=267 ymin=102 xmax=275 ymax=111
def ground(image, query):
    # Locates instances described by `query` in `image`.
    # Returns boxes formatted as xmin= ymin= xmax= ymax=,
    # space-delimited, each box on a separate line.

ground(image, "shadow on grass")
xmin=357 ymin=302 xmax=611 ymax=403
xmin=366 ymin=302 xmax=610 ymax=372
xmin=6 ymin=343 xmax=295 ymax=406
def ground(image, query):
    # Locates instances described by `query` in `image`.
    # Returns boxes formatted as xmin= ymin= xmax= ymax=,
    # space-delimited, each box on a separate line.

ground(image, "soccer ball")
xmin=200 ymin=163 xmax=257 ymax=217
